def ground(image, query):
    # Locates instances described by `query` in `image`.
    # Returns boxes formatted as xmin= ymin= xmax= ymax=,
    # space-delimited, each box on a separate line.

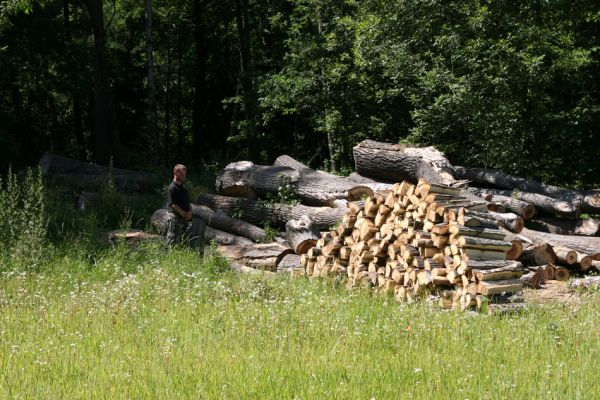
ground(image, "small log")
xmin=456 ymin=236 xmax=513 ymax=252
xmin=477 ymin=279 xmax=524 ymax=295
xmin=520 ymin=268 xmax=545 ymax=289
xmin=469 ymin=190 xmax=536 ymax=219
xmin=553 ymin=266 xmax=570 ymax=282
xmin=285 ymin=215 xmax=320 ymax=254
xmin=552 ymin=247 xmax=578 ymax=266
xmin=449 ymin=225 xmax=505 ymax=240
xmin=519 ymin=243 xmax=556 ymax=266
xmin=472 ymin=265 xmax=523 ymax=281
xmin=276 ymin=254 xmax=302 ymax=271
xmin=505 ymin=240 xmax=523 ymax=261
xmin=464 ymin=260 xmax=522 ymax=270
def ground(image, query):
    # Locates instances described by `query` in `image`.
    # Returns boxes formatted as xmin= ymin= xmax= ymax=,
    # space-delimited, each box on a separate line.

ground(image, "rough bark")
xmin=216 ymin=161 xmax=372 ymax=206
xmin=353 ymin=140 xmax=458 ymax=185
xmin=461 ymin=209 xmax=524 ymax=233
xmin=144 ymin=0 xmax=159 ymax=163
xmin=517 ymin=227 xmax=600 ymax=256
xmin=196 ymin=194 xmax=346 ymax=230
xmin=468 ymin=188 xmax=536 ymax=219
xmin=525 ymin=217 xmax=600 ymax=236
xmin=455 ymin=166 xmax=600 ymax=214
xmin=285 ymin=216 xmax=320 ymax=254
xmin=276 ymin=253 xmax=302 ymax=271
xmin=151 ymin=206 xmax=266 ymax=242
xmin=191 ymin=0 xmax=206 ymax=157
xmin=468 ymin=187 xmax=576 ymax=217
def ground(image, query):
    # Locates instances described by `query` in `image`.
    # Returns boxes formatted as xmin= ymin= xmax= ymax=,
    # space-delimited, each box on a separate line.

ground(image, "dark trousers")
xmin=166 ymin=212 xmax=206 ymax=254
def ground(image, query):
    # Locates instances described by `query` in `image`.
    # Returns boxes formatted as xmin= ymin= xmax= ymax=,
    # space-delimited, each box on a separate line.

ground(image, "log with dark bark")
xmin=525 ymin=217 xmax=600 ymax=236
xmin=468 ymin=188 xmax=535 ymax=219
xmin=285 ymin=216 xmax=320 ymax=254
xmin=151 ymin=206 xmax=266 ymax=242
xmin=517 ymin=227 xmax=600 ymax=256
xmin=455 ymin=166 xmax=600 ymax=214
xmin=196 ymin=194 xmax=346 ymax=230
xmin=39 ymin=153 xmax=159 ymax=193
xmin=353 ymin=140 xmax=459 ymax=185
xmin=45 ymin=173 xmax=158 ymax=193
xmin=519 ymin=243 xmax=557 ymax=266
xmin=468 ymin=187 xmax=576 ymax=217
xmin=216 ymin=161 xmax=372 ymax=206
xmin=274 ymin=155 xmax=393 ymax=194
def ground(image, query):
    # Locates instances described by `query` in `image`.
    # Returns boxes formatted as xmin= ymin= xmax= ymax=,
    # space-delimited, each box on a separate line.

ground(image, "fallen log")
xmin=460 ymin=209 xmax=524 ymax=233
xmin=517 ymin=227 xmax=600 ymax=256
xmin=286 ymin=216 xmax=320 ymax=254
xmin=525 ymin=216 xmax=600 ymax=236
xmin=569 ymin=276 xmax=600 ymax=291
xmin=519 ymin=243 xmax=557 ymax=266
xmin=553 ymin=247 xmax=578 ymax=266
xmin=216 ymin=161 xmax=372 ymax=207
xmin=274 ymin=155 xmax=393 ymax=194
xmin=151 ymin=206 xmax=267 ymax=243
xmin=276 ymin=253 xmax=302 ymax=272
xmin=196 ymin=194 xmax=345 ymax=230
xmin=468 ymin=188 xmax=535 ymax=219
xmin=468 ymin=187 xmax=577 ymax=217
xmin=353 ymin=140 xmax=458 ymax=185
xmin=520 ymin=268 xmax=545 ymax=289
xmin=455 ymin=166 xmax=600 ymax=214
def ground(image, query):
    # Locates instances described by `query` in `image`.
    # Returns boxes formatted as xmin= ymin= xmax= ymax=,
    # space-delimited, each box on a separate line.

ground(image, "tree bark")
xmin=455 ymin=166 xmax=600 ymax=214
xmin=191 ymin=0 xmax=206 ymax=158
xmin=276 ymin=253 xmax=302 ymax=272
xmin=353 ymin=140 xmax=458 ymax=185
xmin=467 ymin=187 xmax=577 ymax=217
xmin=216 ymin=161 xmax=372 ymax=206
xmin=151 ymin=206 xmax=267 ymax=243
xmin=285 ymin=216 xmax=320 ymax=254
xmin=144 ymin=0 xmax=159 ymax=164
xmin=525 ymin=216 xmax=600 ymax=236
xmin=196 ymin=193 xmax=346 ymax=230
xmin=460 ymin=209 xmax=524 ymax=233
xmin=468 ymin=188 xmax=536 ymax=219
xmin=517 ymin=227 xmax=600 ymax=257
xmin=84 ymin=0 xmax=120 ymax=165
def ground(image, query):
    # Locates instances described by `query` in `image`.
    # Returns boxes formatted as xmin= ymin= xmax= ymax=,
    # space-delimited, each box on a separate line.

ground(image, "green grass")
xmin=1 ymin=243 xmax=599 ymax=399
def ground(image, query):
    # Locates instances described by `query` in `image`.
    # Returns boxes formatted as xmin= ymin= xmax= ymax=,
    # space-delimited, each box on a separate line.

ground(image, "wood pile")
xmin=300 ymin=179 xmax=527 ymax=312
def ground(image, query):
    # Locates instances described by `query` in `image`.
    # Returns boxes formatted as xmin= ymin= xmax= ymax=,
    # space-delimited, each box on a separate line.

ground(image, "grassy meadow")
xmin=1 ymin=242 xmax=600 ymax=399
xmin=1 ymin=168 xmax=600 ymax=399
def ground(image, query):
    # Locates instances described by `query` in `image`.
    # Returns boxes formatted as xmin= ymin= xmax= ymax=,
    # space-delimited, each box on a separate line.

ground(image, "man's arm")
xmin=171 ymin=204 xmax=192 ymax=221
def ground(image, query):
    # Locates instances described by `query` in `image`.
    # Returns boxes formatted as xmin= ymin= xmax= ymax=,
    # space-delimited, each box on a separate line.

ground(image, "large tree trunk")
xmin=467 ymin=187 xmax=578 ymax=217
xmin=285 ymin=216 xmax=320 ymax=254
xmin=216 ymin=161 xmax=372 ymax=207
xmin=151 ymin=206 xmax=267 ymax=243
xmin=517 ymin=227 xmax=600 ymax=256
xmin=353 ymin=140 xmax=458 ymax=185
xmin=525 ymin=217 xmax=600 ymax=236
xmin=455 ymin=166 xmax=600 ymax=214
xmin=275 ymin=155 xmax=393 ymax=194
xmin=144 ymin=0 xmax=159 ymax=164
xmin=196 ymin=194 xmax=346 ymax=230
xmin=84 ymin=0 xmax=120 ymax=165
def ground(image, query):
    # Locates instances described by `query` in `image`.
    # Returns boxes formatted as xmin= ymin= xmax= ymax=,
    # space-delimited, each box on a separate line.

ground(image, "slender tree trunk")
xmin=176 ymin=31 xmax=184 ymax=158
xmin=191 ymin=0 xmax=206 ymax=158
xmin=144 ymin=0 xmax=159 ymax=164
xmin=164 ymin=47 xmax=171 ymax=166
xmin=235 ymin=0 xmax=258 ymax=161
xmin=316 ymin=12 xmax=336 ymax=172
xmin=84 ymin=0 xmax=120 ymax=165
xmin=63 ymin=0 xmax=86 ymax=159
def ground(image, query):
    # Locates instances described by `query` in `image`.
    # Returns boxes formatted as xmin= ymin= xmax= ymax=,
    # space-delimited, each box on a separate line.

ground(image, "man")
xmin=165 ymin=164 xmax=205 ymax=253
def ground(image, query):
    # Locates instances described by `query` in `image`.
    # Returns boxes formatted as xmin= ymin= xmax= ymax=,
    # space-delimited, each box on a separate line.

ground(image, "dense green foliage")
xmin=1 ymin=0 xmax=599 ymax=186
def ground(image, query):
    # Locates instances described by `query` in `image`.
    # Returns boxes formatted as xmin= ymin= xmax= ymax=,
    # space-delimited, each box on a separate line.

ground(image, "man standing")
xmin=165 ymin=164 xmax=205 ymax=253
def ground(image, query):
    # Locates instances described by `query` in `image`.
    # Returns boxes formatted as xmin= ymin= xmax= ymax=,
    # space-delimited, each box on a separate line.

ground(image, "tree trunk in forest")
xmin=454 ymin=166 xmax=600 ymax=214
xmin=196 ymin=193 xmax=346 ymax=230
xmin=525 ymin=216 xmax=600 ymax=236
xmin=84 ymin=0 xmax=120 ymax=166
xmin=216 ymin=161 xmax=372 ymax=206
xmin=235 ymin=0 xmax=258 ymax=161
xmin=285 ymin=216 xmax=320 ymax=254
xmin=163 ymin=47 xmax=171 ymax=165
xmin=192 ymin=0 xmax=206 ymax=158
xmin=144 ymin=0 xmax=159 ymax=164
xmin=176 ymin=31 xmax=184 ymax=158
xmin=353 ymin=140 xmax=458 ymax=185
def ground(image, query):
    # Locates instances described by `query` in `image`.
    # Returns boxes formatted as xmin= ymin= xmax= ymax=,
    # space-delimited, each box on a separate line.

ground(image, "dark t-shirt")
xmin=166 ymin=181 xmax=191 ymax=212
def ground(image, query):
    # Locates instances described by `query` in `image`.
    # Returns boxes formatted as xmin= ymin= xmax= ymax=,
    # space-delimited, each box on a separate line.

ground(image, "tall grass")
xmin=0 ymin=241 xmax=599 ymax=399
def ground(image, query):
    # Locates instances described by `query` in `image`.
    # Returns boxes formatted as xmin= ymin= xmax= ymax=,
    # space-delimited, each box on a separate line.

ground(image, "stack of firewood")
xmin=300 ymin=179 xmax=527 ymax=311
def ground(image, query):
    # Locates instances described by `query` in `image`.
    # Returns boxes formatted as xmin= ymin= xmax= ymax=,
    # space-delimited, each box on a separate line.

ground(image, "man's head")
xmin=173 ymin=164 xmax=187 ymax=183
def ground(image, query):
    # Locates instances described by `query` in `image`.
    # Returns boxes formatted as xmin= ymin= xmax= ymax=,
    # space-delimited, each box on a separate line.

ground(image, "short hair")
xmin=173 ymin=164 xmax=187 ymax=174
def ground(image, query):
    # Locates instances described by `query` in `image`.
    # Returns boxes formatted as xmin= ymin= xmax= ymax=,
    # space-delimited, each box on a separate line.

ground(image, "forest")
xmin=1 ymin=0 xmax=599 ymax=188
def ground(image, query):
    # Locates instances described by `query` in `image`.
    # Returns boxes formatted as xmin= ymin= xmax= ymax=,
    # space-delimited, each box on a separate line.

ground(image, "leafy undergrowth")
xmin=1 ymin=242 xmax=599 ymax=399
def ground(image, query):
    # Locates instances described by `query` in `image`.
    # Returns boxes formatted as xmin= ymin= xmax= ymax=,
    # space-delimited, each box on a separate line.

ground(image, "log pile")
xmin=300 ymin=179 xmax=527 ymax=311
